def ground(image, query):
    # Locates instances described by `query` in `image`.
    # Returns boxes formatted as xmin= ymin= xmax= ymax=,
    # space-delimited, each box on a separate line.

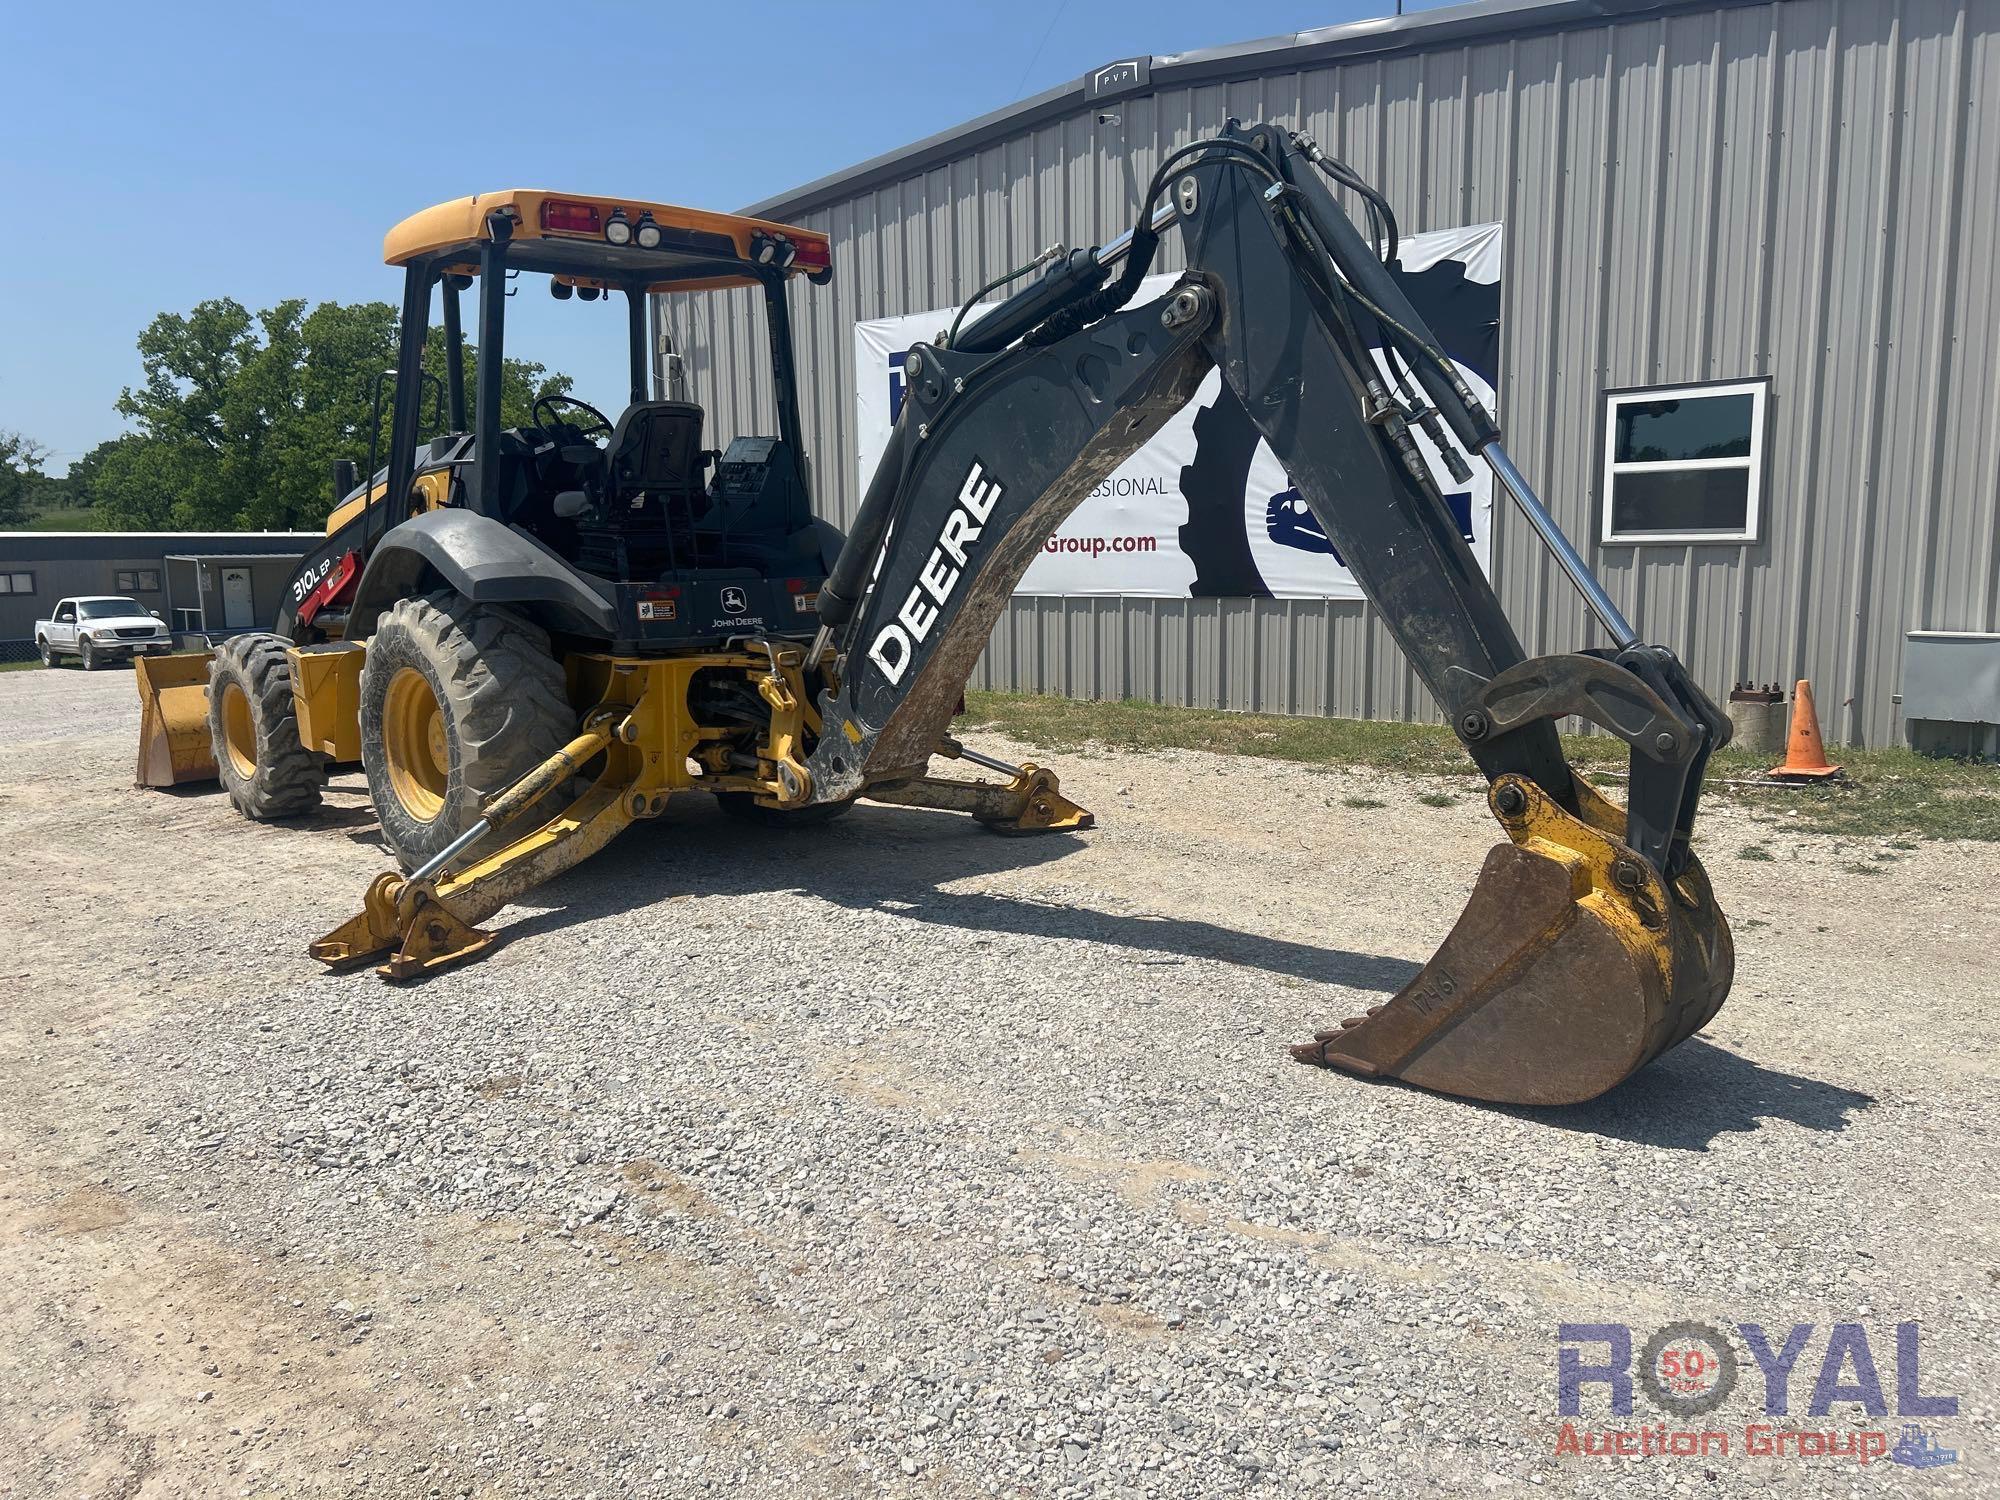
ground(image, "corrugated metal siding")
xmin=663 ymin=0 xmax=2000 ymax=745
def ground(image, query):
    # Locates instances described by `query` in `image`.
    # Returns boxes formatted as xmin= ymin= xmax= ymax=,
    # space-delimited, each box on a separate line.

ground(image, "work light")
xmin=604 ymin=209 xmax=633 ymax=247
xmin=634 ymin=213 xmax=662 ymax=250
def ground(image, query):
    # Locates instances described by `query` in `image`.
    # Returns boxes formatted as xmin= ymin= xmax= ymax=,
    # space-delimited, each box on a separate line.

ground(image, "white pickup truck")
xmin=35 ymin=595 xmax=177 ymax=670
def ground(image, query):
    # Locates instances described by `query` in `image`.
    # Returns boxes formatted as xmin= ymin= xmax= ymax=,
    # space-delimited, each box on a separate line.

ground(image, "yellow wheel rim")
xmin=220 ymin=681 xmax=257 ymax=781
xmin=383 ymin=666 xmax=449 ymax=823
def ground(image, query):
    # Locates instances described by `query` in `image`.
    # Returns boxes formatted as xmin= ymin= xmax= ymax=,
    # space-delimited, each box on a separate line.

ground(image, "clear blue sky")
xmin=3 ymin=0 xmax=1416 ymax=474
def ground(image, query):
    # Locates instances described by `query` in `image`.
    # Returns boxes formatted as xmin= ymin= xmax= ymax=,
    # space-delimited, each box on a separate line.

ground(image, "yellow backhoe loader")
xmin=138 ymin=123 xmax=1733 ymax=1107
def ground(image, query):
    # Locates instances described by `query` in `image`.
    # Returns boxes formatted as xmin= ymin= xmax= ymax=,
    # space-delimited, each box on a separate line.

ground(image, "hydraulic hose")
xmin=1022 ymin=223 xmax=1159 ymax=347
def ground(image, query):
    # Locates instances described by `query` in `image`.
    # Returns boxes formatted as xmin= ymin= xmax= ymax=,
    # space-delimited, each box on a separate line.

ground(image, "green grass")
xmin=1341 ymin=795 xmax=1387 ymax=809
xmin=962 ymin=690 xmax=2000 ymax=844
xmin=1737 ymin=844 xmax=1776 ymax=862
xmin=1416 ymin=790 xmax=1457 ymax=807
xmin=0 ymin=660 xmax=43 ymax=673
xmin=18 ymin=506 xmax=103 ymax=531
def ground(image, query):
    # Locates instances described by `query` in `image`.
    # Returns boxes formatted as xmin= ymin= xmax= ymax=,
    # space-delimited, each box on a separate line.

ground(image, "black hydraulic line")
xmin=1269 ymin=195 xmax=1445 ymax=500
xmin=1022 ymin=143 xmax=1282 ymax=349
xmin=1021 ymin=229 xmax=1156 ymax=348
xmin=947 ymin=247 xmax=1064 ymax=350
xmin=957 ymin=248 xmax=1110 ymax=354
xmin=1278 ymin=157 xmax=1498 ymax=454
xmin=1269 ymin=181 xmax=1474 ymax=487
xmin=1299 ymin=140 xmax=1401 ymax=266
xmin=1139 ymin=138 xmax=1284 ymax=211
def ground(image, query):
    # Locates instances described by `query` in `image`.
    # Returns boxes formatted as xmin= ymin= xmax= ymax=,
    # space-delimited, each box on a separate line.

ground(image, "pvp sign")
xmin=853 ymin=222 xmax=1504 ymax=601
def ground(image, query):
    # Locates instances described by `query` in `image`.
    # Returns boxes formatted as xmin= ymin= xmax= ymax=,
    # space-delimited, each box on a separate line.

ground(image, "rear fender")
xmin=347 ymin=510 xmax=618 ymax=642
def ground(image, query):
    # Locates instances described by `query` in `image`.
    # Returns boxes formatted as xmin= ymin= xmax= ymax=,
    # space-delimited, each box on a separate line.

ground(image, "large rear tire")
xmin=359 ymin=592 xmax=573 ymax=871
xmin=209 ymin=632 xmax=324 ymax=819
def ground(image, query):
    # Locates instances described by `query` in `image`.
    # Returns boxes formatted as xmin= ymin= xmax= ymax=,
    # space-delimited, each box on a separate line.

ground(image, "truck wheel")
xmin=209 ymin=633 xmax=324 ymax=820
xmin=78 ymin=638 xmax=98 ymax=671
xmin=359 ymin=591 xmax=573 ymax=871
xmin=36 ymin=637 xmax=52 ymax=667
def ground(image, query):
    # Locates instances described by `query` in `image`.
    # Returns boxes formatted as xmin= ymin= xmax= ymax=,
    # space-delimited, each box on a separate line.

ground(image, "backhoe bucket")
xmin=1293 ymin=774 xmax=1732 ymax=1106
xmin=135 ymin=650 xmax=218 ymax=788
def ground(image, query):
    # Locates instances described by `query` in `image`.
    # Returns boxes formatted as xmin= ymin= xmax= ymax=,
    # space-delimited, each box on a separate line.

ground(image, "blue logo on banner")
xmin=1266 ymin=488 xmax=1474 ymax=565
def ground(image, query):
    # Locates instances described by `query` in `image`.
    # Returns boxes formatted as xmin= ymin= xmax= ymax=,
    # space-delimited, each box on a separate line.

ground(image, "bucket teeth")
xmin=1293 ymin=775 xmax=1732 ymax=1107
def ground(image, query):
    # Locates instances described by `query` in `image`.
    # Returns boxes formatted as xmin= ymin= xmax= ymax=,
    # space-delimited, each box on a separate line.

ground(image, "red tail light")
xmin=540 ymin=199 xmax=602 ymax=235
xmin=792 ymin=238 xmax=831 ymax=271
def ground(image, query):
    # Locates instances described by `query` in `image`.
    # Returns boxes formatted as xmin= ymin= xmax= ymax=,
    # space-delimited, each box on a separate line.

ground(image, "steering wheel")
xmin=532 ymin=394 xmax=613 ymax=440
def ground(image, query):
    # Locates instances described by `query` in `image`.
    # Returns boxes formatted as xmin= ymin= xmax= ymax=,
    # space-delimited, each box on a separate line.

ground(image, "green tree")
xmin=0 ymin=431 xmax=50 ymax=526
xmin=63 ymin=435 xmax=130 ymax=511
xmin=94 ymin=296 xmax=574 ymax=532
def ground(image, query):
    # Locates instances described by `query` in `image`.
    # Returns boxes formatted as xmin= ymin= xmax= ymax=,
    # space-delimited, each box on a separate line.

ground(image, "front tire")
xmin=78 ymin=638 xmax=98 ymax=671
xmin=209 ymin=633 xmax=324 ymax=819
xmin=359 ymin=592 xmax=573 ymax=870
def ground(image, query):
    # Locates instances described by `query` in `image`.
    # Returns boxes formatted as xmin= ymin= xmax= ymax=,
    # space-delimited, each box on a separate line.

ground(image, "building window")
xmin=0 ymin=571 xmax=33 ymax=595
xmin=1601 ymin=378 xmax=1768 ymax=544
xmin=115 ymin=568 xmax=162 ymax=592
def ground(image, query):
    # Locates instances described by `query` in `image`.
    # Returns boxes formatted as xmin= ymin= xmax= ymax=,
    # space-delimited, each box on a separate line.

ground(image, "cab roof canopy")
xmin=382 ymin=191 xmax=832 ymax=294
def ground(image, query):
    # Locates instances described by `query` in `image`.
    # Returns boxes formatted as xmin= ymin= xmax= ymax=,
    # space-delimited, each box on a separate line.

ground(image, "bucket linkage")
xmin=1291 ymin=650 xmax=1734 ymax=1107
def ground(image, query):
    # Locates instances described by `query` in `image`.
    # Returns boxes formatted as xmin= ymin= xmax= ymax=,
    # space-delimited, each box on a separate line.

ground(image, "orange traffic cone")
xmin=1768 ymin=678 xmax=1843 ymax=780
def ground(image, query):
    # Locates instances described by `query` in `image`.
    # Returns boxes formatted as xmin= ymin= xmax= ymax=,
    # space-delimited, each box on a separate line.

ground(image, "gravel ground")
xmin=1 ymin=664 xmax=1993 ymax=1499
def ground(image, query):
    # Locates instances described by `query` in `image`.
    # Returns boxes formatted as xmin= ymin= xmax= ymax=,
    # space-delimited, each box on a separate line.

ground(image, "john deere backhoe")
xmin=138 ymin=123 xmax=1733 ymax=1107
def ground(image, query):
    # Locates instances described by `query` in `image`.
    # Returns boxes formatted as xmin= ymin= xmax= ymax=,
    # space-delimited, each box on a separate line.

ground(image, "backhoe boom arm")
xmin=807 ymin=121 xmax=1734 ymax=1107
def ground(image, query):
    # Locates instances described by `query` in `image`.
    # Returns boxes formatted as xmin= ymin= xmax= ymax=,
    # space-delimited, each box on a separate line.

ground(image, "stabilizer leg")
xmin=863 ymin=739 xmax=1093 ymax=833
xmin=312 ymin=716 xmax=642 ymax=982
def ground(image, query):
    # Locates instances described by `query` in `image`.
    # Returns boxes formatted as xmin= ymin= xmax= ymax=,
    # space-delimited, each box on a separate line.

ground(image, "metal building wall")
xmin=662 ymin=0 xmax=2000 ymax=746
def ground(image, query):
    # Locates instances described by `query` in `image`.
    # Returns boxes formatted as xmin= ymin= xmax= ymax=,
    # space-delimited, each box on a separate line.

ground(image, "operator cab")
xmin=346 ymin=190 xmax=835 ymax=652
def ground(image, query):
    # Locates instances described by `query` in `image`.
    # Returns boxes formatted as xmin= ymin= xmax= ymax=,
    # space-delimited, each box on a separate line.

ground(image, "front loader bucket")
xmin=1293 ymin=774 xmax=1732 ymax=1106
xmin=135 ymin=650 xmax=218 ymax=788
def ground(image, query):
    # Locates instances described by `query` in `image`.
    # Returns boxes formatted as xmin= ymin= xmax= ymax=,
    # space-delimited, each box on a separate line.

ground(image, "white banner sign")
xmin=853 ymin=221 xmax=1502 ymax=599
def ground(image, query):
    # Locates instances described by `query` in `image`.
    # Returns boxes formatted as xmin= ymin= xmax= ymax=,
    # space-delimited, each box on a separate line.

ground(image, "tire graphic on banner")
xmin=1177 ymin=384 xmax=1273 ymax=598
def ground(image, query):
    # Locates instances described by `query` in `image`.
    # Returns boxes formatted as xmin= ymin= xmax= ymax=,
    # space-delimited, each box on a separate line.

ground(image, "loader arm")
xmin=806 ymin=121 xmax=1733 ymax=1106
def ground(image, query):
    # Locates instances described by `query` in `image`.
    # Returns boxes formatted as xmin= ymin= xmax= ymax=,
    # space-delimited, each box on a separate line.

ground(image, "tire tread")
xmin=209 ymin=632 xmax=324 ymax=820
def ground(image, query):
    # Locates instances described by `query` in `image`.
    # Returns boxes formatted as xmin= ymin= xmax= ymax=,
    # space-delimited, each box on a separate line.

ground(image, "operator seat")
xmin=603 ymin=401 xmax=707 ymax=512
